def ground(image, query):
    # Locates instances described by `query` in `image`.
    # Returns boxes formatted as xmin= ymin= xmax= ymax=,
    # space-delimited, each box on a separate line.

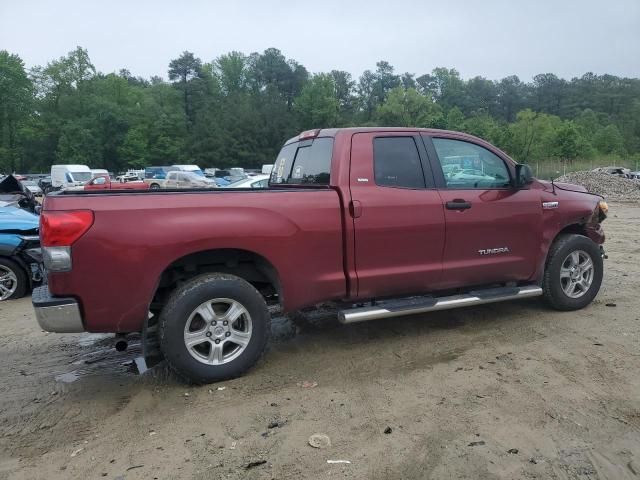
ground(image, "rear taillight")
xmin=40 ymin=211 xmax=94 ymax=272
xmin=40 ymin=210 xmax=94 ymax=247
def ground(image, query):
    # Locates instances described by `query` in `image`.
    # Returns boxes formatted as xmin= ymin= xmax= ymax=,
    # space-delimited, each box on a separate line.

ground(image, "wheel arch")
xmin=149 ymin=248 xmax=283 ymax=314
xmin=534 ymin=222 xmax=592 ymax=285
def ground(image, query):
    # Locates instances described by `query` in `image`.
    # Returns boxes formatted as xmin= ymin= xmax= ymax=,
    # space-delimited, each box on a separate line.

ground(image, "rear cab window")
xmin=270 ymin=137 xmax=333 ymax=185
xmin=373 ymin=137 xmax=427 ymax=189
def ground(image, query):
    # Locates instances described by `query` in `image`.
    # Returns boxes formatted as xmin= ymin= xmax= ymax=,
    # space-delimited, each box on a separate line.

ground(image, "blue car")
xmin=0 ymin=206 xmax=43 ymax=301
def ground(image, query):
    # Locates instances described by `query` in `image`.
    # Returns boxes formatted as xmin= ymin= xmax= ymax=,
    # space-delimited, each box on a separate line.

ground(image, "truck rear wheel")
xmin=542 ymin=234 xmax=603 ymax=311
xmin=159 ymin=273 xmax=270 ymax=384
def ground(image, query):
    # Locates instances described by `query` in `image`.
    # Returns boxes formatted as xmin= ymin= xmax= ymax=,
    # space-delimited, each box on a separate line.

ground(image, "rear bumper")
xmin=32 ymin=285 xmax=84 ymax=333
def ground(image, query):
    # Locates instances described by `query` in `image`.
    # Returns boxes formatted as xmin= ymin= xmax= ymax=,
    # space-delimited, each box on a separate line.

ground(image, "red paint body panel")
xmin=437 ymin=188 xmax=542 ymax=288
xmin=42 ymin=127 xmax=605 ymax=334
xmin=348 ymin=132 xmax=446 ymax=298
xmin=45 ymin=190 xmax=345 ymax=332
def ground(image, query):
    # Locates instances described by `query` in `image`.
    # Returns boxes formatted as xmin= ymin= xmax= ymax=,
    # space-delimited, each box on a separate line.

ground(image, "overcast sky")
xmin=1 ymin=0 xmax=638 ymax=81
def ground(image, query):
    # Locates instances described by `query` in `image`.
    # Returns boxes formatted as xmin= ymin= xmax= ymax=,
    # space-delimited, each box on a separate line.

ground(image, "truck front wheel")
xmin=542 ymin=234 xmax=603 ymax=311
xmin=159 ymin=273 xmax=271 ymax=384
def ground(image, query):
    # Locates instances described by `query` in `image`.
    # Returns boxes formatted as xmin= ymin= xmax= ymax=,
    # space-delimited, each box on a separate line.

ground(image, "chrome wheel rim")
xmin=560 ymin=250 xmax=594 ymax=299
xmin=0 ymin=265 xmax=18 ymax=301
xmin=183 ymin=298 xmax=252 ymax=365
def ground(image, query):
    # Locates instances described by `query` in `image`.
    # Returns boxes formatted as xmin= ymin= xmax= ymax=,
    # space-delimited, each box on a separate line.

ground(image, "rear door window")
xmin=373 ymin=137 xmax=426 ymax=189
xmin=271 ymin=137 xmax=333 ymax=185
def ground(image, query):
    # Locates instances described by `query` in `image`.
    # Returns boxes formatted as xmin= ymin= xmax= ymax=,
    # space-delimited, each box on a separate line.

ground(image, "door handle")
xmin=446 ymin=199 xmax=472 ymax=210
xmin=349 ymin=200 xmax=362 ymax=218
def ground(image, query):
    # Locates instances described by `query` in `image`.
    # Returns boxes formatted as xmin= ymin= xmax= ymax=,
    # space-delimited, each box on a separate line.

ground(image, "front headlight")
xmin=598 ymin=200 xmax=608 ymax=222
xmin=598 ymin=200 xmax=608 ymax=215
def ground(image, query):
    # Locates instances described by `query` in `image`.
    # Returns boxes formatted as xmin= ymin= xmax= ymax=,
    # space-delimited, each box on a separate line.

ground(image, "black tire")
xmin=159 ymin=273 xmax=271 ymax=384
xmin=0 ymin=257 xmax=28 ymax=301
xmin=542 ymin=234 xmax=603 ymax=311
xmin=150 ymin=183 xmax=160 ymax=190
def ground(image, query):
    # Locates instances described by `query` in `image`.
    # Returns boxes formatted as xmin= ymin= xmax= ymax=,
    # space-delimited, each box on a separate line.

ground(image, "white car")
xmin=223 ymin=175 xmax=270 ymax=189
xmin=115 ymin=172 xmax=142 ymax=183
xmin=164 ymin=171 xmax=217 ymax=189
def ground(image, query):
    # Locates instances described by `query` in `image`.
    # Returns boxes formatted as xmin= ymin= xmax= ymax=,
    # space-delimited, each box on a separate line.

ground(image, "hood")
xmin=538 ymin=180 xmax=588 ymax=194
xmin=0 ymin=206 xmax=40 ymax=233
xmin=0 ymin=175 xmax=38 ymax=213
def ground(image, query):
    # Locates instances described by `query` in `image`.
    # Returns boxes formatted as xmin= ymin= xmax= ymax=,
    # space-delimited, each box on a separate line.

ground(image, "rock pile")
xmin=555 ymin=171 xmax=640 ymax=201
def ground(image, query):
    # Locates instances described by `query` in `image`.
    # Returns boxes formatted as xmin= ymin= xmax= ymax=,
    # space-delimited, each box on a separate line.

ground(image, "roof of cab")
xmin=285 ymin=127 xmax=491 ymax=146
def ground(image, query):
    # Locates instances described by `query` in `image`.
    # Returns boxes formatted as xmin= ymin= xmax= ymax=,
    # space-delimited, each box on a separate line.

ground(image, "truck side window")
xmin=373 ymin=137 xmax=426 ymax=189
xmin=272 ymin=137 xmax=334 ymax=185
xmin=432 ymin=138 xmax=511 ymax=189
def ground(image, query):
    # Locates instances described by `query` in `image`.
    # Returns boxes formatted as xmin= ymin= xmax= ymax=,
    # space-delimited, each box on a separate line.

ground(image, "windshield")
xmin=70 ymin=171 xmax=92 ymax=182
xmin=190 ymin=169 xmax=204 ymax=177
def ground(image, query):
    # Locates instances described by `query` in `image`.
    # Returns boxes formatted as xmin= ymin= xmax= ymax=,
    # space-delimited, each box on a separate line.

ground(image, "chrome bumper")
xmin=32 ymin=285 xmax=84 ymax=333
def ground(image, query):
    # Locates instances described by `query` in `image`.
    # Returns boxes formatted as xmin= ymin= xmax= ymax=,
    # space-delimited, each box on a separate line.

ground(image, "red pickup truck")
xmin=84 ymin=175 xmax=150 ymax=191
xmin=33 ymin=128 xmax=607 ymax=384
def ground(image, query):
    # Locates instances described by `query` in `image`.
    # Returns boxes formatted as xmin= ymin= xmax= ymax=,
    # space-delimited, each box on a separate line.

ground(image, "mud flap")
xmin=141 ymin=313 xmax=164 ymax=372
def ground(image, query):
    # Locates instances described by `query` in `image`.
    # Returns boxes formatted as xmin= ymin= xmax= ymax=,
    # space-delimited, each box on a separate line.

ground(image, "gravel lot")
xmin=1 ymin=203 xmax=639 ymax=480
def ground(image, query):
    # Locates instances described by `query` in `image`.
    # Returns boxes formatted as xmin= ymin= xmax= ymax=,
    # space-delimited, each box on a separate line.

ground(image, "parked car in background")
xmin=0 ymin=206 xmax=42 ymax=301
xmin=592 ymin=166 xmax=631 ymax=177
xmin=84 ymin=175 xmax=149 ymax=191
xmin=38 ymin=176 xmax=52 ymax=193
xmin=20 ymin=180 xmax=43 ymax=197
xmin=207 ymin=168 xmax=247 ymax=186
xmin=172 ymin=164 xmax=205 ymax=177
xmin=90 ymin=169 xmax=109 ymax=179
xmin=115 ymin=172 xmax=142 ymax=183
xmin=51 ymin=164 xmax=93 ymax=190
xmin=164 ymin=171 xmax=217 ymax=189
xmin=144 ymin=166 xmax=179 ymax=189
xmin=0 ymin=175 xmax=39 ymax=213
xmin=223 ymin=174 xmax=270 ymax=189
xmin=628 ymin=171 xmax=640 ymax=180
xmin=33 ymin=127 xmax=607 ymax=384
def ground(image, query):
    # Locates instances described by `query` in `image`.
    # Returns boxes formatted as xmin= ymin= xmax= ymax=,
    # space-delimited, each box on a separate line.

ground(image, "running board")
xmin=339 ymin=285 xmax=543 ymax=324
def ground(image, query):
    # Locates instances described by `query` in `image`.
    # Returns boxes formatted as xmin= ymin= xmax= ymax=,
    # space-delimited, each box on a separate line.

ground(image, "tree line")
xmin=1 ymin=46 xmax=639 ymax=175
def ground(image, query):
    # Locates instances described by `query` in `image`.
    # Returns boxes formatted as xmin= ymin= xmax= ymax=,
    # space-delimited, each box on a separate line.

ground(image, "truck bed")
xmin=44 ymin=187 xmax=346 ymax=332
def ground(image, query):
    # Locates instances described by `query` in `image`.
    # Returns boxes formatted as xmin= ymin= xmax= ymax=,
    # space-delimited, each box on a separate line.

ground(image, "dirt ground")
xmin=1 ymin=203 xmax=639 ymax=480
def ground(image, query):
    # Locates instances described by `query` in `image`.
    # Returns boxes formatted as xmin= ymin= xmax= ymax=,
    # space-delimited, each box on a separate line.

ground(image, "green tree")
xmin=168 ymin=51 xmax=204 ymax=128
xmin=0 ymin=51 xmax=32 ymax=172
xmin=446 ymin=107 xmax=465 ymax=131
xmin=295 ymin=74 xmax=338 ymax=129
xmin=376 ymin=87 xmax=443 ymax=127
xmin=554 ymin=121 xmax=580 ymax=162
xmin=119 ymin=126 xmax=148 ymax=168
xmin=593 ymin=124 xmax=626 ymax=156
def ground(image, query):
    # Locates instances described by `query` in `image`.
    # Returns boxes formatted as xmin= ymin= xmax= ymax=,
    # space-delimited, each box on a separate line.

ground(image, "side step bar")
xmin=339 ymin=285 xmax=543 ymax=324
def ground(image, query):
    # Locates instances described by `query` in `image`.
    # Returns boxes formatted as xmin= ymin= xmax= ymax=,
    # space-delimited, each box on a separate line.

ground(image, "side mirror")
xmin=515 ymin=164 xmax=533 ymax=188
